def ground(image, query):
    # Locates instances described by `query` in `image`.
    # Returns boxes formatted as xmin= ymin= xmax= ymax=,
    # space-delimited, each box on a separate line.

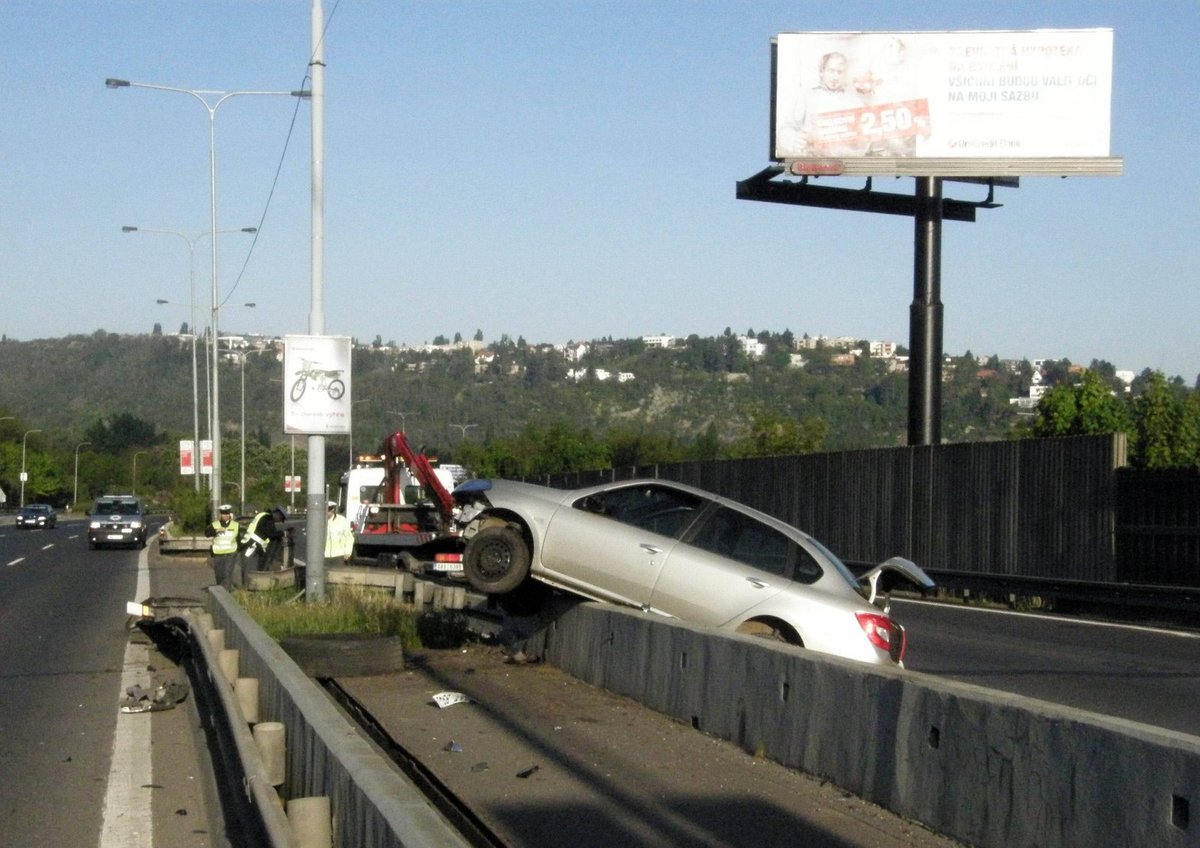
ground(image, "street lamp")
xmin=74 ymin=441 xmax=92 ymax=512
xmin=449 ymin=422 xmax=478 ymax=440
xmin=132 ymin=451 xmax=147 ymax=496
xmin=349 ymin=399 xmax=369 ymax=468
xmin=107 ymin=76 xmax=309 ymax=514
xmin=127 ymin=225 xmax=256 ymax=491
xmin=20 ymin=429 xmax=42 ymax=507
xmin=389 ymin=411 xmax=415 ymax=433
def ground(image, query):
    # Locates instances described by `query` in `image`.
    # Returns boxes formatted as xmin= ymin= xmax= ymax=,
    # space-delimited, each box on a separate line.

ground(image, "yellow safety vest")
xmin=210 ymin=520 xmax=241 ymax=555
xmin=244 ymin=512 xmax=271 ymax=551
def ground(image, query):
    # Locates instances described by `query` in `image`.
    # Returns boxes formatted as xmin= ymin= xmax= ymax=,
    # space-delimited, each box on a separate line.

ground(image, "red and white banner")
xmin=200 ymin=440 xmax=214 ymax=476
xmin=179 ymin=440 xmax=195 ymax=476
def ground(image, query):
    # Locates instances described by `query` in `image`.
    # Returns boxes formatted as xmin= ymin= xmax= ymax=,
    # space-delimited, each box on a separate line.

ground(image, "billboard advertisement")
xmin=283 ymin=335 xmax=352 ymax=436
xmin=772 ymin=29 xmax=1119 ymax=176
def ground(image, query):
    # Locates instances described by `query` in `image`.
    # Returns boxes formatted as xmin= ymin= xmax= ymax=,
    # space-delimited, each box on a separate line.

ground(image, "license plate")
xmin=107 ymin=534 xmax=126 ymax=540
xmin=433 ymin=562 xmax=463 ymax=572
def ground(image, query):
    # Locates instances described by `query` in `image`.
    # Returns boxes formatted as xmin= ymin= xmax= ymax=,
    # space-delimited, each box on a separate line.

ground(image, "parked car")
xmin=16 ymin=503 xmax=57 ymax=529
xmin=88 ymin=494 xmax=147 ymax=549
xmin=456 ymin=478 xmax=934 ymax=666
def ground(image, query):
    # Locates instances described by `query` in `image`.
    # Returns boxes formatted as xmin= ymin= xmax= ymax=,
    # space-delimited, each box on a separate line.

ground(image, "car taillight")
xmin=856 ymin=612 xmax=906 ymax=663
xmin=434 ymin=552 xmax=462 ymax=564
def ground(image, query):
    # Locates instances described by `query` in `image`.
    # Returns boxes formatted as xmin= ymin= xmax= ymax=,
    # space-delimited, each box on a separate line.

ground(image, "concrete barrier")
xmin=537 ymin=602 xmax=1200 ymax=848
xmin=204 ymin=584 xmax=1200 ymax=847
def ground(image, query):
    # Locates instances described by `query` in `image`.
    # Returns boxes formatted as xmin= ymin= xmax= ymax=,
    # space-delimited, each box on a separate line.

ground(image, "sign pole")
xmin=305 ymin=0 xmax=327 ymax=601
xmin=908 ymin=176 xmax=944 ymax=446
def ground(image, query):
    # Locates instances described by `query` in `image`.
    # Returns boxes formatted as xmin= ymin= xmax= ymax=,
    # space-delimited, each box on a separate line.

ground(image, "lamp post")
xmin=349 ymin=399 xmax=369 ymax=469
xmin=19 ymin=429 xmax=41 ymax=507
xmin=74 ymin=441 xmax=92 ymax=512
xmin=389 ymin=411 xmax=415 ymax=433
xmin=449 ymin=422 xmax=478 ymax=440
xmin=107 ymin=76 xmax=309 ymax=514
xmin=127 ymin=225 xmax=256 ymax=491
xmin=132 ymin=451 xmax=147 ymax=496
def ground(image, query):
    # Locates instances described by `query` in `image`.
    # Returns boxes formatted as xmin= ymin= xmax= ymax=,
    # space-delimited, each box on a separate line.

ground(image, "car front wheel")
xmin=463 ymin=525 xmax=531 ymax=594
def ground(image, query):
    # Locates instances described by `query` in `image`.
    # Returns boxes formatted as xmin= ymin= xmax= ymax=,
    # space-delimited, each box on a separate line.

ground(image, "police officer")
xmin=205 ymin=504 xmax=242 ymax=589
xmin=325 ymin=501 xmax=355 ymax=570
xmin=242 ymin=506 xmax=286 ymax=572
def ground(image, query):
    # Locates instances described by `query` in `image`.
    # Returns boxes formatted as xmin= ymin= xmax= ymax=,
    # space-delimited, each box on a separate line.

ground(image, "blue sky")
xmin=3 ymin=1 xmax=1198 ymax=382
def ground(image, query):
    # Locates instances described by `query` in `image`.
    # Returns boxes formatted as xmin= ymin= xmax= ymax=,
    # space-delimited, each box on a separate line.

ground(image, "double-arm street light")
xmin=129 ymin=225 xmax=257 ymax=492
xmin=20 ymin=429 xmax=42 ymax=507
xmin=106 ymin=76 xmax=309 ymax=514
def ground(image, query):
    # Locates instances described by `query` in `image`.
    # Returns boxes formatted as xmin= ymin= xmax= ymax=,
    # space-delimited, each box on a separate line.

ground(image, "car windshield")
xmin=96 ymin=500 xmax=140 ymax=515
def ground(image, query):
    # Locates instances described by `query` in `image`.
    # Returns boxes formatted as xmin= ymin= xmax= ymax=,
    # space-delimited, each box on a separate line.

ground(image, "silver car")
xmin=456 ymin=478 xmax=934 ymax=666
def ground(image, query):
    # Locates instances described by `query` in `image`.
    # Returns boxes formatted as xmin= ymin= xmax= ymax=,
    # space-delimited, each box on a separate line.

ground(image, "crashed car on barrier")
xmin=456 ymin=478 xmax=934 ymax=666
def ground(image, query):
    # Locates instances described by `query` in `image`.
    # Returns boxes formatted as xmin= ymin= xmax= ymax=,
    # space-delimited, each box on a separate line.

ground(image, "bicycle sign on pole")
xmin=283 ymin=336 xmax=352 ymax=440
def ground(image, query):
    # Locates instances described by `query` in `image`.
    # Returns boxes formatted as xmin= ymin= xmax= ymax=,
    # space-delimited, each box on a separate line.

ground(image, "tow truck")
xmin=350 ymin=431 xmax=466 ymax=575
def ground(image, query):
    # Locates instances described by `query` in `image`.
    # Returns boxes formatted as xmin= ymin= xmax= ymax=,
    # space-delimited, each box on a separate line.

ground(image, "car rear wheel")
xmin=464 ymin=525 xmax=531 ymax=594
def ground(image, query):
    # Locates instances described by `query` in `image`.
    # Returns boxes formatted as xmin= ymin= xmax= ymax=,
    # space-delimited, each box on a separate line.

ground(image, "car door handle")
xmin=640 ymin=543 xmax=663 ymax=555
xmin=746 ymin=577 xmax=769 ymax=589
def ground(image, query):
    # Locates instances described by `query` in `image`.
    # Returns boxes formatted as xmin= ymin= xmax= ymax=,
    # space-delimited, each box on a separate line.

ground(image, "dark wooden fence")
xmin=532 ymin=434 xmax=1198 ymax=586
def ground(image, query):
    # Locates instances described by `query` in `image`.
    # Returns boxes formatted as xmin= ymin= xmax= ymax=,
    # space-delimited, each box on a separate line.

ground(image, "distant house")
xmin=642 ymin=335 xmax=675 ymax=349
xmin=738 ymin=336 xmax=766 ymax=359
xmin=869 ymin=341 xmax=897 ymax=359
xmin=564 ymin=342 xmax=589 ymax=362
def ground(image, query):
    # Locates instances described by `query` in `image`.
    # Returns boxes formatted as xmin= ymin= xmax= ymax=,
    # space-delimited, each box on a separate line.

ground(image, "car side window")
xmin=574 ymin=485 xmax=705 ymax=539
xmin=689 ymin=506 xmax=796 ymax=578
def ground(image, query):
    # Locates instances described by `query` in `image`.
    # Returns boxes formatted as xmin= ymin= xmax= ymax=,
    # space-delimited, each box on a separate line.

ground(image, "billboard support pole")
xmin=909 ymin=176 xmax=943 ymax=446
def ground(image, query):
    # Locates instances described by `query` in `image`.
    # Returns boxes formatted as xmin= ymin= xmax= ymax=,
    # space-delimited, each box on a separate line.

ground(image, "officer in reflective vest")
xmin=205 ymin=504 xmax=242 ymax=589
xmin=242 ymin=506 xmax=286 ymax=571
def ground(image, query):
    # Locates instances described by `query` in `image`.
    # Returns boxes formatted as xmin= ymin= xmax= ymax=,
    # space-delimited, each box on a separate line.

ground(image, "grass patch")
xmin=234 ymin=585 xmax=472 ymax=651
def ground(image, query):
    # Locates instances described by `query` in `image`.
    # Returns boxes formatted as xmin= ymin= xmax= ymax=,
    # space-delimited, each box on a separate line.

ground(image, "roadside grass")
xmin=234 ymin=585 xmax=472 ymax=650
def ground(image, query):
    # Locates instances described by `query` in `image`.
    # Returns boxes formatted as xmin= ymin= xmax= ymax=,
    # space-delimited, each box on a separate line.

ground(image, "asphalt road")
xmin=893 ymin=597 xmax=1200 ymax=737
xmin=0 ymin=518 xmax=221 ymax=848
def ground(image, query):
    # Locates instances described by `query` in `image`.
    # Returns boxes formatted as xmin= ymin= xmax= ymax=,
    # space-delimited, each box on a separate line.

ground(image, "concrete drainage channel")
xmin=146 ymin=583 xmax=1200 ymax=848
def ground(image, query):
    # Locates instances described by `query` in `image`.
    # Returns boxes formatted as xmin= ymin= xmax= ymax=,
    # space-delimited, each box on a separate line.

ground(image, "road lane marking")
xmin=894 ymin=597 xmax=1200 ymax=640
xmin=99 ymin=547 xmax=154 ymax=847
xmin=41 ymin=544 xmax=54 ymax=551
xmin=6 ymin=557 xmax=24 ymax=566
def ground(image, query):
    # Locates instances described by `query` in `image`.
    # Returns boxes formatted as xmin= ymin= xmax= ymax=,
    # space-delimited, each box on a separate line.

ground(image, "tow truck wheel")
xmin=464 ymin=526 xmax=530 ymax=594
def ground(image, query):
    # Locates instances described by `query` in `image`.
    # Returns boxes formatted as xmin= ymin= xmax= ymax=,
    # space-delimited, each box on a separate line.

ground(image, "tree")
xmin=727 ymin=409 xmax=828 ymax=458
xmin=473 ymin=329 xmax=484 ymax=342
xmin=1032 ymin=372 xmax=1125 ymax=437
xmin=85 ymin=413 xmax=163 ymax=453
xmin=1129 ymin=371 xmax=1183 ymax=469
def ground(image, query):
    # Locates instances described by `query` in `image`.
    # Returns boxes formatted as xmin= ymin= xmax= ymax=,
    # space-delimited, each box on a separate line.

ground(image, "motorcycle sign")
xmin=283 ymin=335 xmax=352 ymax=436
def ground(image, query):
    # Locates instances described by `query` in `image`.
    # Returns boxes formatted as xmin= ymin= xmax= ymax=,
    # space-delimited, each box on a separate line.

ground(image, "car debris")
xmin=120 ymin=679 xmax=190 ymax=713
xmin=431 ymin=691 xmax=470 ymax=709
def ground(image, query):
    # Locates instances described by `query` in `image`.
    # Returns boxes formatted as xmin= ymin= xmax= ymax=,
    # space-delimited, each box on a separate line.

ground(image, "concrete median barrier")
xmin=537 ymin=602 xmax=1200 ymax=848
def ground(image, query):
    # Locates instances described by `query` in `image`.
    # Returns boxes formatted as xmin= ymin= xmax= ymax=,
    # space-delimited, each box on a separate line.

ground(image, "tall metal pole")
xmin=305 ymin=0 xmax=329 ymax=600
xmin=908 ymin=176 xmax=944 ymax=446
xmin=73 ymin=441 xmax=92 ymax=512
xmin=20 ymin=429 xmax=41 ymax=507
xmin=106 ymin=78 xmax=305 ymax=514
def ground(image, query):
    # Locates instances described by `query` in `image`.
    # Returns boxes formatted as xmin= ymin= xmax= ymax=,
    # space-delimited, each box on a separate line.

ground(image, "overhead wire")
xmin=221 ymin=0 xmax=342 ymax=308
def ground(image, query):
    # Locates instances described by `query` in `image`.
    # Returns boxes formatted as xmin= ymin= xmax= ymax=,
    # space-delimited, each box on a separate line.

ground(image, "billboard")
xmin=283 ymin=335 xmax=353 ymax=436
xmin=772 ymin=29 xmax=1120 ymax=177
